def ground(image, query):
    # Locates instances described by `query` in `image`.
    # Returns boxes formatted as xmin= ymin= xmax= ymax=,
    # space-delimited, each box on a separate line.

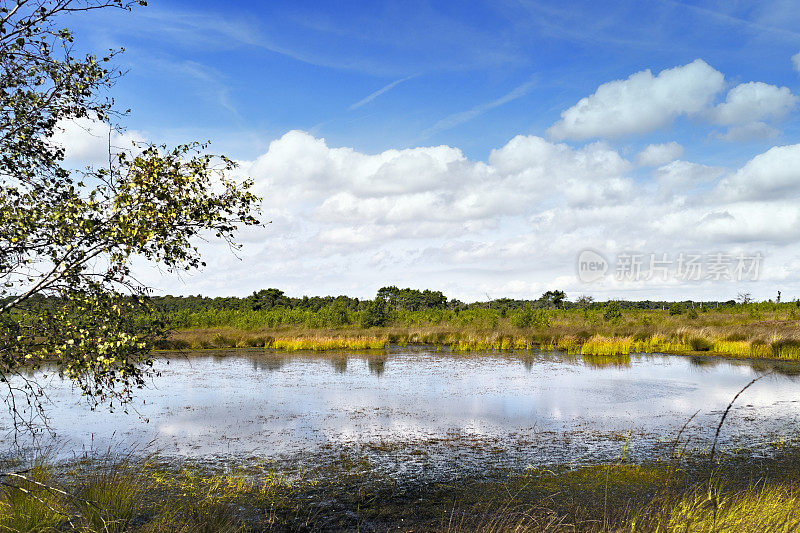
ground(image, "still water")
xmin=3 ymin=348 xmax=800 ymax=467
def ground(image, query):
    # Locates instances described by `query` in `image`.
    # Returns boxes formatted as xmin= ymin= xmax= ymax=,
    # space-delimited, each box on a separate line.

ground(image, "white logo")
xmin=577 ymin=249 xmax=608 ymax=283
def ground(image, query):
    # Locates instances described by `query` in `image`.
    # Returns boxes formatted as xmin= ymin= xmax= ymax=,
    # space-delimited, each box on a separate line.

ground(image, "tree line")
xmin=139 ymin=287 xmax=751 ymax=314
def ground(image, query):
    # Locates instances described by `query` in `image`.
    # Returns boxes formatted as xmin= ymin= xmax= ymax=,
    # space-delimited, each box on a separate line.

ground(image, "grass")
xmin=162 ymin=321 xmax=800 ymax=364
xmin=75 ymin=462 xmax=143 ymax=533
xmin=645 ymin=482 xmax=800 ymax=532
xmin=3 ymin=444 xmax=800 ymax=531
xmin=272 ymin=335 xmax=387 ymax=351
xmin=153 ymin=303 xmax=800 ymax=362
xmin=0 ymin=462 xmax=66 ymax=532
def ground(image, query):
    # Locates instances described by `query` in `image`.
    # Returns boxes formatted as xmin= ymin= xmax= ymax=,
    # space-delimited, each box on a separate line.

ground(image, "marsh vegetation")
xmin=150 ymin=288 xmax=800 ymax=362
xmin=4 ymin=442 xmax=800 ymax=531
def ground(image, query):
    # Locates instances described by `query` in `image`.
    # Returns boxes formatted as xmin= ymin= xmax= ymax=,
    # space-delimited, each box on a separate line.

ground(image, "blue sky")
xmin=58 ymin=1 xmax=800 ymax=301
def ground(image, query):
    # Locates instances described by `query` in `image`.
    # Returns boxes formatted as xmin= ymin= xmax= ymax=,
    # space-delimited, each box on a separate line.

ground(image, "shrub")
xmin=511 ymin=306 xmax=550 ymax=328
xmin=669 ymin=303 xmax=684 ymax=316
xmin=603 ymin=301 xmax=622 ymax=322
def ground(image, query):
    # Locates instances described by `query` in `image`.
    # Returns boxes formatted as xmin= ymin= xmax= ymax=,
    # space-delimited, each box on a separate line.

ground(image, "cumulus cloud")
xmin=547 ymin=59 xmax=725 ymax=140
xmin=636 ymin=142 xmax=684 ymax=167
xmin=710 ymin=82 xmax=797 ymax=125
xmin=249 ymin=130 xmax=634 ymax=237
xmin=548 ymin=61 xmax=798 ymax=143
xmin=708 ymin=82 xmax=795 ymax=142
xmin=243 ymin=130 xmax=800 ymax=247
xmin=716 ymin=144 xmax=800 ymax=201
xmin=793 ymin=51 xmax=800 ymax=73
xmin=118 ymin=126 xmax=800 ymax=301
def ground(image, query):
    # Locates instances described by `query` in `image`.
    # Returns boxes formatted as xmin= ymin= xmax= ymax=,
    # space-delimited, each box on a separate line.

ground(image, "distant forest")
xmin=144 ymin=286 xmax=741 ymax=313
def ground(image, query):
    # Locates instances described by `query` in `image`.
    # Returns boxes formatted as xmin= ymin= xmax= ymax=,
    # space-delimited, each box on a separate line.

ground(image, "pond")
xmin=3 ymin=347 xmax=800 ymax=475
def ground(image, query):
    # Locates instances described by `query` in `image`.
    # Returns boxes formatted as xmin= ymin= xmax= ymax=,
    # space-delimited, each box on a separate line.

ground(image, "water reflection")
xmin=2 ymin=348 xmax=800 ymax=462
xmin=581 ymin=353 xmax=631 ymax=368
xmin=520 ymin=352 xmax=535 ymax=371
xmin=367 ymin=355 xmax=387 ymax=376
xmin=688 ymin=354 xmax=800 ymax=377
xmin=689 ymin=356 xmax=720 ymax=369
xmin=330 ymin=355 xmax=348 ymax=374
xmin=252 ymin=354 xmax=288 ymax=372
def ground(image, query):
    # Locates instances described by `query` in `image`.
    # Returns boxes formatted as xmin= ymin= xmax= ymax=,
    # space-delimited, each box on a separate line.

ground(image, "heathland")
xmin=150 ymin=287 xmax=800 ymax=361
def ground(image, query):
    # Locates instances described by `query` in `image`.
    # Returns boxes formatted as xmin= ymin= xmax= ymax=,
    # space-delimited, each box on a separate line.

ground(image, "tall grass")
xmin=159 ymin=302 xmax=800 ymax=362
xmin=75 ymin=462 xmax=143 ymax=533
xmin=580 ymin=335 xmax=633 ymax=356
xmin=0 ymin=459 xmax=248 ymax=532
xmin=0 ymin=463 xmax=66 ymax=532
xmin=271 ymin=335 xmax=387 ymax=351
xmin=643 ymin=482 xmax=800 ymax=532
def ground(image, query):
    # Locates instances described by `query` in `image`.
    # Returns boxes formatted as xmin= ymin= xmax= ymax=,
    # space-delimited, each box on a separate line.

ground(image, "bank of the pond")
xmin=4 ymin=445 xmax=800 ymax=532
xmin=160 ymin=325 xmax=800 ymax=362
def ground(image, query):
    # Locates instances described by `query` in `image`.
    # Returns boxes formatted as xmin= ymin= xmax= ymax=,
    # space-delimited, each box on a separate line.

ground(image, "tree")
xmin=540 ymin=290 xmax=566 ymax=309
xmin=375 ymin=286 xmax=446 ymax=311
xmin=668 ymin=302 xmax=684 ymax=316
xmin=0 ymin=1 xmax=260 ymax=426
xmin=247 ymin=288 xmax=290 ymax=311
xmin=360 ymin=297 xmax=390 ymax=328
xmin=737 ymin=292 xmax=753 ymax=304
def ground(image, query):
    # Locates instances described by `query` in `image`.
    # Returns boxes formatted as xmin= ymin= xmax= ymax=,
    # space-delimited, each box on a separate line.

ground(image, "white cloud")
xmin=250 ymin=131 xmax=634 ymax=235
xmin=636 ymin=142 xmax=684 ymax=167
xmin=49 ymin=118 xmax=146 ymax=168
xmin=793 ymin=51 xmax=800 ymax=72
xmin=547 ymin=59 xmax=725 ymax=140
xmin=716 ymin=122 xmax=781 ymax=142
xmin=716 ymin=143 xmax=800 ymax=201
xmin=654 ymin=160 xmax=723 ymax=198
xmin=710 ymin=82 xmax=797 ymax=125
xmin=349 ymin=75 xmax=415 ymax=110
xmin=120 ymin=128 xmax=800 ymax=302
